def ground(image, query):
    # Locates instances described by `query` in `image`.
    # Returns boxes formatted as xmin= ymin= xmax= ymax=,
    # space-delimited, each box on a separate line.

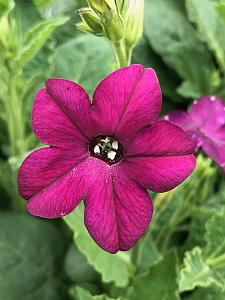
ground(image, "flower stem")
xmin=112 ymin=40 xmax=131 ymax=68
xmin=208 ymin=253 xmax=225 ymax=269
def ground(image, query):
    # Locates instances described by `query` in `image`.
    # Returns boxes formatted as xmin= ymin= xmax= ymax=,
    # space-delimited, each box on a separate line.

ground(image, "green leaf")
xmin=185 ymin=214 xmax=208 ymax=250
xmin=14 ymin=17 xmax=68 ymax=69
xmin=180 ymin=209 xmax=225 ymax=292
xmin=179 ymin=247 xmax=218 ymax=292
xmin=132 ymin=37 xmax=180 ymax=101
xmin=153 ymin=155 xmax=215 ymax=252
xmin=70 ymin=286 xmax=120 ymax=300
xmin=32 ymin=0 xmax=53 ymax=10
xmin=217 ymin=1 xmax=225 ymax=25
xmin=64 ymin=244 xmax=97 ymax=283
xmin=187 ymin=287 xmax=225 ymax=300
xmin=206 ymin=181 xmax=225 ymax=212
xmin=53 ymin=34 xmax=113 ymax=95
xmin=64 ymin=204 xmax=135 ymax=287
xmin=136 ymin=230 xmax=162 ymax=273
xmin=144 ymin=0 xmax=216 ymax=98
xmin=205 ymin=209 xmax=225 ymax=259
xmin=0 ymin=0 xmax=14 ymax=18
xmin=14 ymin=0 xmax=41 ymax=35
xmin=128 ymin=250 xmax=180 ymax=300
xmin=186 ymin=0 xmax=225 ymax=70
xmin=0 ymin=212 xmax=66 ymax=300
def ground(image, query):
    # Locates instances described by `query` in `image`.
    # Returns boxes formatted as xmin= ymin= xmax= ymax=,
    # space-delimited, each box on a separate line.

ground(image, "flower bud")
xmin=86 ymin=0 xmax=113 ymax=15
xmin=86 ymin=0 xmax=124 ymax=41
xmin=76 ymin=21 xmax=95 ymax=34
xmin=115 ymin=0 xmax=128 ymax=17
xmin=124 ymin=0 xmax=144 ymax=48
xmin=78 ymin=8 xmax=103 ymax=35
xmin=103 ymin=13 xmax=124 ymax=41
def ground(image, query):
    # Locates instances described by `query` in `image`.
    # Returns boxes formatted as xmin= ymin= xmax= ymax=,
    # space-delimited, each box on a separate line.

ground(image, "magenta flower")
xmin=166 ymin=96 xmax=225 ymax=172
xmin=18 ymin=65 xmax=195 ymax=253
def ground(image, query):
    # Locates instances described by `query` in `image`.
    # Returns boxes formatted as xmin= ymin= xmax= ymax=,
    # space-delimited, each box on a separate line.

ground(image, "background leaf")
xmin=180 ymin=209 xmax=225 ymax=292
xmin=14 ymin=17 xmax=68 ymax=69
xmin=0 ymin=212 xmax=67 ymax=300
xmin=64 ymin=244 xmax=97 ymax=283
xmin=64 ymin=204 xmax=135 ymax=287
xmin=186 ymin=0 xmax=225 ymax=70
xmin=144 ymin=0 xmax=216 ymax=98
xmin=187 ymin=287 xmax=225 ymax=300
xmin=0 ymin=0 xmax=14 ymax=18
xmin=70 ymin=286 xmax=121 ymax=300
xmin=128 ymin=250 xmax=180 ymax=300
xmin=53 ymin=34 xmax=113 ymax=95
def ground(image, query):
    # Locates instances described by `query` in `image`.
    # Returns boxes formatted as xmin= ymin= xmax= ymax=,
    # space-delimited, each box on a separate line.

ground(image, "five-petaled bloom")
xmin=18 ymin=65 xmax=196 ymax=253
xmin=166 ymin=96 xmax=225 ymax=172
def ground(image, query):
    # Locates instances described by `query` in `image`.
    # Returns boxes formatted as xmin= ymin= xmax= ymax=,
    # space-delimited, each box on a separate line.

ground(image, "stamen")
xmin=108 ymin=151 xmax=117 ymax=160
xmin=104 ymin=137 xmax=110 ymax=143
xmin=94 ymin=145 xmax=100 ymax=154
xmin=89 ymin=135 xmax=123 ymax=165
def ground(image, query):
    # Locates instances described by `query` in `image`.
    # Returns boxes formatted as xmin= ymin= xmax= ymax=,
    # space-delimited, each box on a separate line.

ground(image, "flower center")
xmin=89 ymin=136 xmax=123 ymax=165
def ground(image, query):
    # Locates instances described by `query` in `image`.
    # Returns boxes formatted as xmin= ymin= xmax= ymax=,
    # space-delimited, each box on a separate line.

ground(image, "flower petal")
xmin=92 ymin=64 xmax=161 ymax=143
xmin=46 ymin=78 xmax=94 ymax=138
xmin=166 ymin=111 xmax=194 ymax=131
xmin=18 ymin=147 xmax=87 ymax=200
xmin=83 ymin=158 xmax=153 ymax=253
xmin=25 ymin=156 xmax=94 ymax=219
xmin=190 ymin=96 xmax=225 ymax=133
xmin=126 ymin=120 xmax=194 ymax=157
xmin=32 ymin=89 xmax=89 ymax=148
xmin=166 ymin=111 xmax=203 ymax=152
xmin=122 ymin=155 xmax=196 ymax=193
xmin=201 ymin=135 xmax=225 ymax=171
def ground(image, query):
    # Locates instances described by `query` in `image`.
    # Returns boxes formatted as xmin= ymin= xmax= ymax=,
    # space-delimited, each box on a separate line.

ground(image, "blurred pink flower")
xmin=166 ymin=96 xmax=225 ymax=171
xmin=18 ymin=65 xmax=195 ymax=253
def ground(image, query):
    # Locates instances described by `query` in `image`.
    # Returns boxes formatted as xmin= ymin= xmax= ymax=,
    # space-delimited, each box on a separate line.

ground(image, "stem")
xmin=208 ymin=253 xmax=225 ymax=269
xmin=6 ymin=74 xmax=26 ymax=156
xmin=112 ymin=40 xmax=130 ymax=68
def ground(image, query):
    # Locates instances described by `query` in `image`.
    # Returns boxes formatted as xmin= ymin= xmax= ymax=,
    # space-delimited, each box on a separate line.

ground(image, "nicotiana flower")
xmin=166 ymin=96 xmax=225 ymax=172
xmin=18 ymin=65 xmax=195 ymax=253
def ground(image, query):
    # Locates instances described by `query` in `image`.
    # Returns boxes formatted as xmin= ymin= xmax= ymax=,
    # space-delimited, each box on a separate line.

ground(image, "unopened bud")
xmin=86 ymin=0 xmax=113 ymax=14
xmin=103 ymin=13 xmax=124 ymax=41
xmin=78 ymin=8 xmax=103 ymax=34
xmin=115 ymin=0 xmax=128 ymax=17
xmin=125 ymin=0 xmax=144 ymax=48
xmin=76 ymin=21 xmax=95 ymax=34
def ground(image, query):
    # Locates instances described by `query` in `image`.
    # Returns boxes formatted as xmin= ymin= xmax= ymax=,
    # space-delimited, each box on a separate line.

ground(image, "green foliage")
xmin=186 ymin=0 xmax=225 ymax=70
xmin=132 ymin=37 xmax=180 ymax=102
xmin=217 ymin=1 xmax=225 ymax=24
xmin=135 ymin=230 xmax=162 ymax=273
xmin=32 ymin=0 xmax=53 ymax=10
xmin=1 ymin=0 xmax=225 ymax=299
xmin=180 ymin=209 xmax=225 ymax=292
xmin=0 ymin=212 xmax=66 ymax=300
xmin=64 ymin=244 xmax=97 ymax=283
xmin=14 ymin=17 xmax=68 ymax=69
xmin=127 ymin=251 xmax=180 ymax=300
xmin=70 ymin=286 xmax=120 ymax=300
xmin=53 ymin=34 xmax=113 ymax=95
xmin=188 ymin=287 xmax=225 ymax=300
xmin=64 ymin=204 xmax=135 ymax=287
xmin=0 ymin=0 xmax=14 ymax=18
xmin=144 ymin=0 xmax=218 ymax=99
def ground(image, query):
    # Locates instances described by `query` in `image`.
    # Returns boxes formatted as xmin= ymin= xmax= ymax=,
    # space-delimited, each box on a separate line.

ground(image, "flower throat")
xmin=90 ymin=136 xmax=123 ymax=165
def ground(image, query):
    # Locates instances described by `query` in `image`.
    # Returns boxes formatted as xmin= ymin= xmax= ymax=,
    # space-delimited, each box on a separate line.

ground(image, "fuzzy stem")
xmin=208 ymin=253 xmax=225 ymax=269
xmin=112 ymin=40 xmax=130 ymax=68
